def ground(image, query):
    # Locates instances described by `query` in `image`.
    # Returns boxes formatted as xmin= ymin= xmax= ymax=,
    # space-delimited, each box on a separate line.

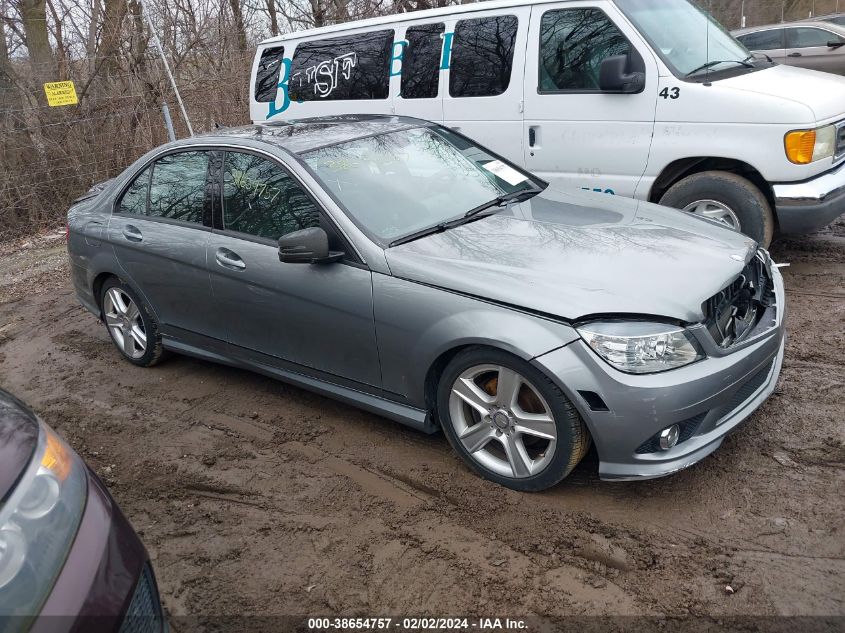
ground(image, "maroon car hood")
xmin=0 ymin=390 xmax=39 ymax=503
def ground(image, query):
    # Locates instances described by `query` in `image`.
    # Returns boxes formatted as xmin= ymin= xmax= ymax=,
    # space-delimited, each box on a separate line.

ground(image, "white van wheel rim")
xmin=683 ymin=199 xmax=741 ymax=230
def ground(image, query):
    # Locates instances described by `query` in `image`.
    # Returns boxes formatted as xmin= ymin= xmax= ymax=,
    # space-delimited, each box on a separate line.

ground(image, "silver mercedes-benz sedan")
xmin=67 ymin=115 xmax=786 ymax=491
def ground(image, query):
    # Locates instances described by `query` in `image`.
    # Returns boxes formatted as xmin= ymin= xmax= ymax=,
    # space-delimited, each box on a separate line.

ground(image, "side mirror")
xmin=599 ymin=55 xmax=645 ymax=93
xmin=278 ymin=227 xmax=344 ymax=264
xmin=828 ymin=40 xmax=845 ymax=49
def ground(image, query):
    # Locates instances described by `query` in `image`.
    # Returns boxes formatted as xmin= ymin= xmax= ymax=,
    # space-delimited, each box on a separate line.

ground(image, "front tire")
xmin=659 ymin=171 xmax=775 ymax=247
xmin=436 ymin=347 xmax=590 ymax=491
xmin=100 ymin=278 xmax=164 ymax=367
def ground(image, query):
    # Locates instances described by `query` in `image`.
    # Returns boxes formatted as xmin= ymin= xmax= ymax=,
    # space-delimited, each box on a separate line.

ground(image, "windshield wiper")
xmin=685 ymin=58 xmax=755 ymax=77
xmin=462 ymin=187 xmax=542 ymax=220
xmin=389 ymin=187 xmax=542 ymax=248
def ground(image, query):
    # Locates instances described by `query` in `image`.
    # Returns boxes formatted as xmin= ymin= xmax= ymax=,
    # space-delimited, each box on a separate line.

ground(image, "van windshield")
xmin=617 ymin=0 xmax=753 ymax=77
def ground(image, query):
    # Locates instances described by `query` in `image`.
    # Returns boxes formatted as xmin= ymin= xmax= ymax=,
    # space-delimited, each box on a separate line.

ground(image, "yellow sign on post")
xmin=43 ymin=81 xmax=78 ymax=107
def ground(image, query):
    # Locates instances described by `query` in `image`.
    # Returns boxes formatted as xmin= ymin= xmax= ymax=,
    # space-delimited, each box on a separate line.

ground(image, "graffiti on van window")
xmin=290 ymin=52 xmax=358 ymax=99
xmin=266 ymin=57 xmax=293 ymax=119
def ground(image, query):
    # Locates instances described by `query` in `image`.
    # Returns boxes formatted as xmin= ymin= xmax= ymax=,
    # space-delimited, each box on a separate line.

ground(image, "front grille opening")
xmin=635 ymin=412 xmax=707 ymax=454
xmin=119 ymin=564 xmax=166 ymax=633
xmin=725 ymin=360 xmax=774 ymax=413
xmin=702 ymin=253 xmax=775 ymax=348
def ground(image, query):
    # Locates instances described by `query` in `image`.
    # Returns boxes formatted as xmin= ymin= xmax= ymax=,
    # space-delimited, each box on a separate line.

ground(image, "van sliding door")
xmin=442 ymin=7 xmax=532 ymax=165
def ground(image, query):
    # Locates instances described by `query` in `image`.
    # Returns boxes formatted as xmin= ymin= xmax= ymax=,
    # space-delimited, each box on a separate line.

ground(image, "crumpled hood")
xmin=385 ymin=188 xmax=758 ymax=323
xmin=718 ymin=65 xmax=845 ymax=122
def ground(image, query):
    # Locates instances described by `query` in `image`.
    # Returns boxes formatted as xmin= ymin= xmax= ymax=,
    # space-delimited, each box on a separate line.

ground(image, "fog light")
xmin=659 ymin=424 xmax=680 ymax=450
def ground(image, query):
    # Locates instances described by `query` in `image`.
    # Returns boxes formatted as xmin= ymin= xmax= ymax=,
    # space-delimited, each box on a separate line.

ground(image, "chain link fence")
xmin=0 ymin=48 xmax=253 ymax=241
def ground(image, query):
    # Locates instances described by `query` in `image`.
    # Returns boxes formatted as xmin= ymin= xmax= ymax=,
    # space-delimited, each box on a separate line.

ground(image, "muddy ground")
xmin=0 ymin=223 xmax=843 ymax=629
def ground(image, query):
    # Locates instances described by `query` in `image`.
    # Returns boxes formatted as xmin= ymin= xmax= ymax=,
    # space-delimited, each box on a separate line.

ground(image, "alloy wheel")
xmin=448 ymin=364 xmax=557 ymax=479
xmin=103 ymin=287 xmax=147 ymax=360
xmin=682 ymin=199 xmax=741 ymax=230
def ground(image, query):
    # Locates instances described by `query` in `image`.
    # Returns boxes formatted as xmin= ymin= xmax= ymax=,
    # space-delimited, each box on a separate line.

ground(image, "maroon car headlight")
xmin=0 ymin=422 xmax=87 ymax=617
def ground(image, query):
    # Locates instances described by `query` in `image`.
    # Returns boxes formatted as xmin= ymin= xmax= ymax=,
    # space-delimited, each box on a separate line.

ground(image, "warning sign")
xmin=43 ymin=81 xmax=78 ymax=107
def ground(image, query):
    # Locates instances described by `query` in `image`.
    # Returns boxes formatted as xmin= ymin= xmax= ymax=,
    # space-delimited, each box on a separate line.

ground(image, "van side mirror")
xmin=278 ymin=227 xmax=344 ymax=264
xmin=599 ymin=55 xmax=645 ymax=93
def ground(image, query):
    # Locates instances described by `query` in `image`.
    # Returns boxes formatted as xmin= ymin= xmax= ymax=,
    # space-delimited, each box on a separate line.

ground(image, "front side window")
xmin=449 ymin=15 xmax=518 ymax=97
xmin=254 ymin=46 xmax=285 ymax=103
xmin=303 ymin=126 xmax=535 ymax=243
xmin=738 ymin=29 xmax=784 ymax=51
xmin=288 ymin=31 xmax=393 ymax=102
xmin=539 ymin=8 xmax=632 ymax=92
xmin=617 ymin=0 xmax=752 ymax=77
xmin=223 ymin=152 xmax=320 ymax=240
xmin=148 ymin=152 xmax=208 ymax=224
xmin=401 ymin=23 xmax=445 ymax=99
xmin=118 ymin=166 xmax=151 ymax=215
xmin=787 ymin=27 xmax=843 ymax=48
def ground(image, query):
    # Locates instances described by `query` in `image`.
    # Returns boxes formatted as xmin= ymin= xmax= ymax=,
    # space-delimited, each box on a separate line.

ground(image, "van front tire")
xmin=659 ymin=171 xmax=774 ymax=247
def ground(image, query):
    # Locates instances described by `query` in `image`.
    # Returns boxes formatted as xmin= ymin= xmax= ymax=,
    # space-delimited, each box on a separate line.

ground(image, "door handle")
xmin=122 ymin=225 xmax=143 ymax=242
xmin=215 ymin=248 xmax=246 ymax=271
xmin=788 ymin=52 xmax=802 ymax=57
xmin=528 ymin=127 xmax=536 ymax=147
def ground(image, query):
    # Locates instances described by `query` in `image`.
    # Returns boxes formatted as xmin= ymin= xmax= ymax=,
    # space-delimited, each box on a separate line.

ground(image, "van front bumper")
xmin=533 ymin=267 xmax=786 ymax=481
xmin=772 ymin=160 xmax=845 ymax=233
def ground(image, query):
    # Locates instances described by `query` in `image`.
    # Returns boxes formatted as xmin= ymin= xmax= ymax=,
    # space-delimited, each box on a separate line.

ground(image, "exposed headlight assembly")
xmin=577 ymin=321 xmax=704 ymax=374
xmin=0 ymin=422 xmax=87 ymax=618
xmin=784 ymin=125 xmax=836 ymax=164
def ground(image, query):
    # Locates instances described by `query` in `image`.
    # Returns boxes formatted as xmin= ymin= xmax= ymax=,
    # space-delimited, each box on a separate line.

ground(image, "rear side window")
xmin=787 ymin=27 xmax=842 ymax=48
xmin=148 ymin=152 xmax=208 ymax=224
xmin=539 ymin=8 xmax=631 ymax=92
xmin=222 ymin=152 xmax=321 ymax=240
xmin=738 ymin=29 xmax=784 ymax=51
xmin=401 ymin=23 xmax=445 ymax=99
xmin=118 ymin=167 xmax=151 ymax=215
xmin=254 ymin=46 xmax=285 ymax=102
xmin=288 ymin=30 xmax=393 ymax=101
xmin=449 ymin=15 xmax=518 ymax=98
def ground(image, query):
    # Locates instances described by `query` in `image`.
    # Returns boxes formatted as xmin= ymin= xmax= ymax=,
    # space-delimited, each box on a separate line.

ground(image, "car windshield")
xmin=302 ymin=126 xmax=536 ymax=243
xmin=617 ymin=0 xmax=752 ymax=76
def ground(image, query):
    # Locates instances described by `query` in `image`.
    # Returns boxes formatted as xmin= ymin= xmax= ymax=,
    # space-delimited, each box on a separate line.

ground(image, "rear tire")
xmin=436 ymin=347 xmax=590 ymax=491
xmin=659 ymin=170 xmax=774 ymax=247
xmin=100 ymin=278 xmax=165 ymax=367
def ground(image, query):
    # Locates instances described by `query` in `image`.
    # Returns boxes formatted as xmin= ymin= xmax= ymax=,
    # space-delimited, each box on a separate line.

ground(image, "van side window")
xmin=401 ymin=23 xmax=445 ymax=99
xmin=288 ymin=31 xmax=393 ymax=101
xmin=738 ymin=29 xmax=784 ymax=51
xmin=118 ymin=167 xmax=152 ymax=215
xmin=254 ymin=46 xmax=285 ymax=103
xmin=222 ymin=152 xmax=321 ymax=240
xmin=539 ymin=8 xmax=630 ymax=92
xmin=449 ymin=15 xmax=518 ymax=98
xmin=148 ymin=152 xmax=208 ymax=224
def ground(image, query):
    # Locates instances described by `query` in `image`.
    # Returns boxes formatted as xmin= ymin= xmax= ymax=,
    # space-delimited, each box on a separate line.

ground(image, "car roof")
xmin=187 ymin=114 xmax=432 ymax=156
xmin=733 ymin=20 xmax=845 ymax=35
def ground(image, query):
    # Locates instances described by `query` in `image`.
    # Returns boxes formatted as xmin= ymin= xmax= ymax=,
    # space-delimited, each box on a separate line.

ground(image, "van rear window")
xmin=288 ymin=30 xmax=394 ymax=102
xmin=449 ymin=15 xmax=518 ymax=98
xmin=254 ymin=46 xmax=285 ymax=103
xmin=401 ymin=23 xmax=445 ymax=99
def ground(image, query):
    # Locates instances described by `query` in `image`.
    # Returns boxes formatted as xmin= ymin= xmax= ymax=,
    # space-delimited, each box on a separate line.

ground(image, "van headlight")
xmin=0 ymin=422 xmax=87 ymax=617
xmin=784 ymin=125 xmax=836 ymax=164
xmin=577 ymin=321 xmax=704 ymax=374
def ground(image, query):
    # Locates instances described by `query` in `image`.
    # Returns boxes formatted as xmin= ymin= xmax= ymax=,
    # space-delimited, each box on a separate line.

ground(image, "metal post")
xmin=138 ymin=0 xmax=193 ymax=137
xmin=741 ymin=0 xmax=745 ymax=28
xmin=161 ymin=103 xmax=176 ymax=142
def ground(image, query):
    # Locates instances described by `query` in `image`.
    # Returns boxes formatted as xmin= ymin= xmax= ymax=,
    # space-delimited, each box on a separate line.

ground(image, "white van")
xmin=249 ymin=0 xmax=845 ymax=246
